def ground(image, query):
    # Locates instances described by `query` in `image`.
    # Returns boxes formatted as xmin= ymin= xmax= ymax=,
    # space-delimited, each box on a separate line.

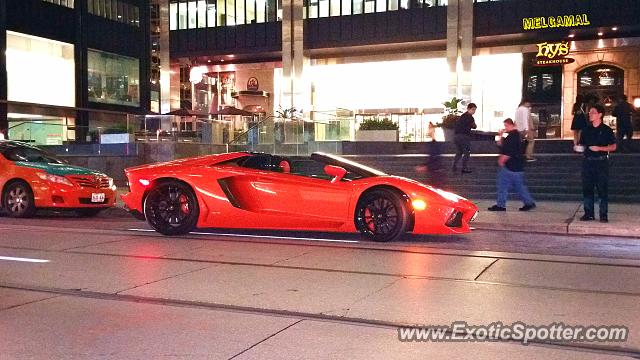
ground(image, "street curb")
xmin=473 ymin=221 xmax=640 ymax=239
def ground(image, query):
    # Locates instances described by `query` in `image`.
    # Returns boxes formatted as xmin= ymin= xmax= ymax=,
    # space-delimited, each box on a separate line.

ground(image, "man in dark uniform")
xmin=452 ymin=103 xmax=477 ymax=174
xmin=578 ymin=103 xmax=617 ymax=222
xmin=612 ymin=95 xmax=634 ymax=152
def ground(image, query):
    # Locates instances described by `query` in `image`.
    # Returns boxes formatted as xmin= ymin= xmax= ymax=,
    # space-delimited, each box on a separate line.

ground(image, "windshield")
xmin=310 ymin=152 xmax=386 ymax=178
xmin=1 ymin=143 xmax=64 ymax=164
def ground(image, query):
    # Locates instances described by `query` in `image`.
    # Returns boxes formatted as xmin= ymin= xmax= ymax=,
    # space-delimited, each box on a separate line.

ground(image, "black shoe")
xmin=519 ymin=203 xmax=536 ymax=211
xmin=580 ymin=214 xmax=595 ymax=221
xmin=600 ymin=216 xmax=609 ymax=223
xmin=461 ymin=169 xmax=473 ymax=174
xmin=487 ymin=205 xmax=506 ymax=211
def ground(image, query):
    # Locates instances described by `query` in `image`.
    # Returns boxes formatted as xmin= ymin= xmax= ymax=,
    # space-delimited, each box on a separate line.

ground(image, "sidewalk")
xmin=472 ymin=200 xmax=640 ymax=238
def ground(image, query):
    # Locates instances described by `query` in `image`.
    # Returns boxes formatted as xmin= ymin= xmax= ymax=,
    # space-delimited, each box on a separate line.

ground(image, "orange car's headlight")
xmin=36 ymin=172 xmax=74 ymax=187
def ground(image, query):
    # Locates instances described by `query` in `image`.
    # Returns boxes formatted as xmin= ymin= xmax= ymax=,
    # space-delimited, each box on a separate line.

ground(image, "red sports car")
xmin=121 ymin=152 xmax=478 ymax=242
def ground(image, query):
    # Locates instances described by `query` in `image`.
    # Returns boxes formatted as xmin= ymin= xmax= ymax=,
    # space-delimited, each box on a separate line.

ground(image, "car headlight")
xmin=36 ymin=172 xmax=74 ymax=186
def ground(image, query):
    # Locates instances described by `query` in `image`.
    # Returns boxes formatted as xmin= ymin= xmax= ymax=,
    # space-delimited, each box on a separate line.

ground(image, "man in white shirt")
xmin=514 ymin=99 xmax=535 ymax=161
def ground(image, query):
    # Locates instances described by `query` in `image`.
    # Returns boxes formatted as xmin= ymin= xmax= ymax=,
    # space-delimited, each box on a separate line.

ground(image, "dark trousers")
xmin=453 ymin=134 xmax=471 ymax=170
xmin=617 ymin=126 xmax=633 ymax=152
xmin=582 ymin=159 xmax=609 ymax=218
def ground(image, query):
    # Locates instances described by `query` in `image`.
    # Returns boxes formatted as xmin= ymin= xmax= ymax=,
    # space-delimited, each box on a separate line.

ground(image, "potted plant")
xmin=355 ymin=118 xmax=399 ymax=142
xmin=440 ymin=97 xmax=464 ymax=141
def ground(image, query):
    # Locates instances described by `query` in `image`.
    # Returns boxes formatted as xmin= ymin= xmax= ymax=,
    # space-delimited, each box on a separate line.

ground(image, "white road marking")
xmin=127 ymin=228 xmax=360 ymax=243
xmin=0 ymin=256 xmax=50 ymax=263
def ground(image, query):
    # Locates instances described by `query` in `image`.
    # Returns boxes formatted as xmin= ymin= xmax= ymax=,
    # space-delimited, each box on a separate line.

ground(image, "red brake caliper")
xmin=179 ymin=194 xmax=190 ymax=214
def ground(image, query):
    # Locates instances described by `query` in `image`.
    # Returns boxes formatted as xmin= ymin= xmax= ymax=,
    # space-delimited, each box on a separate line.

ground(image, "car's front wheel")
xmin=143 ymin=180 xmax=199 ymax=235
xmin=355 ymin=188 xmax=409 ymax=242
xmin=3 ymin=181 xmax=36 ymax=218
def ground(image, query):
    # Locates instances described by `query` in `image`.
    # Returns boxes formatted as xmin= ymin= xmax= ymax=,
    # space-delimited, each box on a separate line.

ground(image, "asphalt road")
xmin=1 ymin=212 xmax=640 ymax=359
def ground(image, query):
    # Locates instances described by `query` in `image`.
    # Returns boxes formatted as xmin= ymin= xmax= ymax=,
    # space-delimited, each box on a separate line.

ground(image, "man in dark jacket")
xmin=488 ymin=118 xmax=536 ymax=212
xmin=452 ymin=103 xmax=477 ymax=174
xmin=612 ymin=95 xmax=634 ymax=152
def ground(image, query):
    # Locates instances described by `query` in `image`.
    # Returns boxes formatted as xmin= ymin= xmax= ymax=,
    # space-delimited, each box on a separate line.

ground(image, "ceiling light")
xmin=568 ymin=34 xmax=575 ymax=38
xmin=598 ymin=32 xmax=603 ymax=36
xmin=612 ymin=27 xmax=618 ymax=31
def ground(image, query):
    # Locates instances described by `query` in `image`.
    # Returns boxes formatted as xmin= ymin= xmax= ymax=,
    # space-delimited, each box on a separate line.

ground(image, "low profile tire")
xmin=76 ymin=208 xmax=104 ymax=217
xmin=143 ymin=180 xmax=199 ymax=236
xmin=355 ymin=189 xmax=409 ymax=242
xmin=3 ymin=181 xmax=36 ymax=218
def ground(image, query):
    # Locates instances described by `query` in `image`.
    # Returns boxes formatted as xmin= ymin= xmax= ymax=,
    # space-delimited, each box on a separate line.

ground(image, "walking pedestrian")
xmin=452 ymin=103 xmax=477 ymax=174
xmin=488 ymin=118 xmax=536 ymax=212
xmin=514 ymin=99 xmax=536 ymax=161
xmin=570 ymin=95 xmax=588 ymax=148
xmin=578 ymin=103 xmax=617 ymax=222
xmin=612 ymin=95 xmax=634 ymax=152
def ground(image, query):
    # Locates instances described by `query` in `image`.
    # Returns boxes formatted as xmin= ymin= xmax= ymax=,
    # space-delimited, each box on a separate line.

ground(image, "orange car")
xmin=122 ymin=152 xmax=478 ymax=242
xmin=0 ymin=140 xmax=116 ymax=217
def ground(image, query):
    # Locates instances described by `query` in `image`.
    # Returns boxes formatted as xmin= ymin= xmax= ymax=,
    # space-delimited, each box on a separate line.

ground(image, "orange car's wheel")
xmin=355 ymin=189 xmax=408 ymax=242
xmin=3 ymin=181 xmax=36 ymax=218
xmin=143 ymin=180 xmax=199 ymax=236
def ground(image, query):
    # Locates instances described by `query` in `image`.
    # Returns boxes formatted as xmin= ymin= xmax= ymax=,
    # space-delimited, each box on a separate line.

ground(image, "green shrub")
xmin=358 ymin=118 xmax=399 ymax=131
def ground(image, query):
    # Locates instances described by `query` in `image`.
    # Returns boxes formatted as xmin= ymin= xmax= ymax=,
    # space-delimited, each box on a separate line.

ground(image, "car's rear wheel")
xmin=76 ymin=208 xmax=104 ymax=217
xmin=143 ymin=180 xmax=199 ymax=235
xmin=3 ymin=181 xmax=36 ymax=218
xmin=355 ymin=188 xmax=408 ymax=242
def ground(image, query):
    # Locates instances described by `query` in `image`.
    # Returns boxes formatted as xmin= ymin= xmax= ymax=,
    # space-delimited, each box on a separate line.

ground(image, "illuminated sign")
xmin=534 ymin=41 xmax=575 ymax=66
xmin=523 ymin=14 xmax=590 ymax=31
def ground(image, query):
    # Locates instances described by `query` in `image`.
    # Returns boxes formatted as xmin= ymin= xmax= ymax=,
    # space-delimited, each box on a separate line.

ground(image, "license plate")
xmin=91 ymin=193 xmax=105 ymax=203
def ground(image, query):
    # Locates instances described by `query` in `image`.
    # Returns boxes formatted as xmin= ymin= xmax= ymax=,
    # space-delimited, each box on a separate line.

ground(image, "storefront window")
xmin=170 ymin=2 xmax=178 ymax=29
xmin=88 ymin=49 xmax=140 ymax=107
xmin=6 ymin=32 xmax=75 ymax=107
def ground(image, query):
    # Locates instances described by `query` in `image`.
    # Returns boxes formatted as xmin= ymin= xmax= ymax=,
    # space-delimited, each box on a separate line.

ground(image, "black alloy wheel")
xmin=3 ymin=181 xmax=36 ymax=218
xmin=355 ymin=189 xmax=408 ymax=242
xmin=143 ymin=180 xmax=199 ymax=235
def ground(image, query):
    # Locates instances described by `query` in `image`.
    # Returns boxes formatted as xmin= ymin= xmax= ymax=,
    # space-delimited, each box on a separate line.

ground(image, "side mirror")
xmin=324 ymin=165 xmax=347 ymax=184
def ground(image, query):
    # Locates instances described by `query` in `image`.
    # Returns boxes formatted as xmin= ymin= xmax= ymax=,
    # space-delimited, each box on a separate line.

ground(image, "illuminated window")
xmin=42 ymin=0 xmax=75 ymax=9
xmin=88 ymin=49 xmax=140 ymax=107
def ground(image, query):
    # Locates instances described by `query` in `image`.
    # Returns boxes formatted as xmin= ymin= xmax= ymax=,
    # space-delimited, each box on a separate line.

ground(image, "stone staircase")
xmin=345 ymin=154 xmax=640 ymax=203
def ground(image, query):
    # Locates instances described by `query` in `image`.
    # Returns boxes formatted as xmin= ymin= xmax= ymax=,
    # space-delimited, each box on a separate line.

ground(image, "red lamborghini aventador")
xmin=121 ymin=152 xmax=478 ymax=242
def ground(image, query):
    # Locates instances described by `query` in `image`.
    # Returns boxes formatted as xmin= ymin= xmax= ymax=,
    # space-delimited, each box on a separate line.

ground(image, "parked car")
xmin=0 ymin=140 xmax=116 ymax=217
xmin=122 ymin=152 xmax=478 ymax=242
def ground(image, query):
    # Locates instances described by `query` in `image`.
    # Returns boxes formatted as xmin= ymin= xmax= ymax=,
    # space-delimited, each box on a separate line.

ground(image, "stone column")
xmin=459 ymin=0 xmax=474 ymax=100
xmin=446 ymin=0 xmax=473 ymax=101
xmin=0 ymin=0 xmax=7 ymax=137
xmin=281 ymin=0 xmax=309 ymax=111
xmin=446 ymin=0 xmax=459 ymax=99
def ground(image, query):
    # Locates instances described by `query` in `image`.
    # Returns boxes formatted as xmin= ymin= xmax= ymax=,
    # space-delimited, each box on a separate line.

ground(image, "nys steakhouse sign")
xmin=523 ymin=14 xmax=590 ymax=30
xmin=534 ymin=41 xmax=575 ymax=66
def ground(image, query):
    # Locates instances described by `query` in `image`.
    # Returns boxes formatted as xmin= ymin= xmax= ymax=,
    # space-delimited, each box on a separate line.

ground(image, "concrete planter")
xmin=100 ymin=133 xmax=135 ymax=144
xmin=355 ymin=130 xmax=399 ymax=142
xmin=443 ymin=128 xmax=455 ymax=142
